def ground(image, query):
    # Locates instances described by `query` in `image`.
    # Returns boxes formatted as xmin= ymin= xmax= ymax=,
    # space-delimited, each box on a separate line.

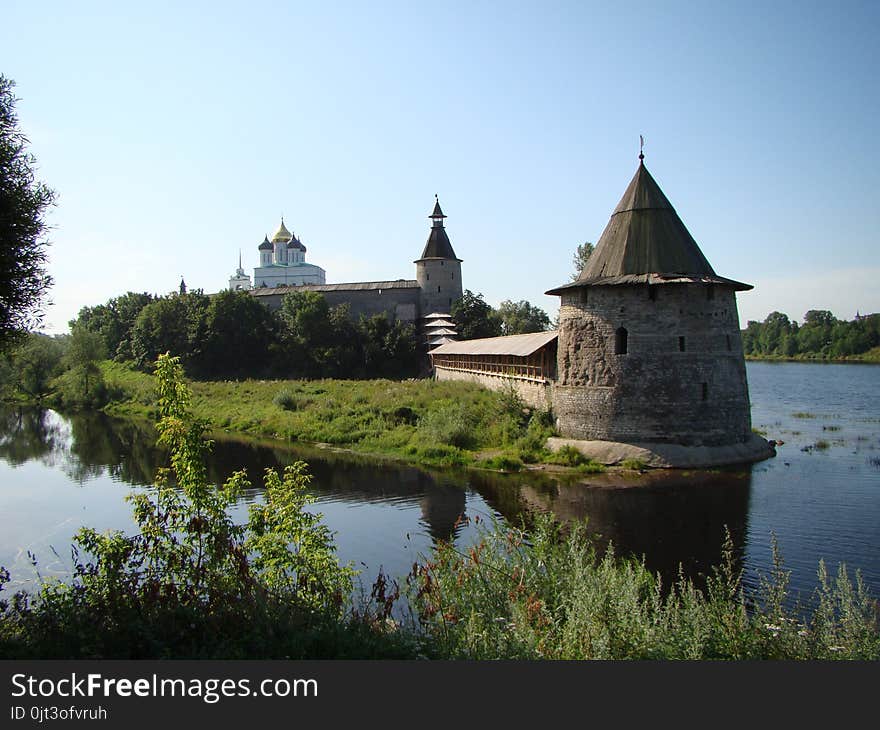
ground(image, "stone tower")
xmin=415 ymin=196 xmax=463 ymax=314
xmin=546 ymin=155 xmax=759 ymax=450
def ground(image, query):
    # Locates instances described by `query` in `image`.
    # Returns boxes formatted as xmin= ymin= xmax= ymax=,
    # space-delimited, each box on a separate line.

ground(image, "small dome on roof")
xmin=258 ymin=235 xmax=272 ymax=251
xmin=286 ymin=235 xmax=305 ymax=250
xmin=271 ymin=218 xmax=292 ymax=243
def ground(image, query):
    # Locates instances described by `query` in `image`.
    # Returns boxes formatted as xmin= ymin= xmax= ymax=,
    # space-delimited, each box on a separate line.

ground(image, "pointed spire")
xmin=430 ymin=194 xmax=446 ymax=220
xmin=419 ymin=195 xmax=458 ymax=260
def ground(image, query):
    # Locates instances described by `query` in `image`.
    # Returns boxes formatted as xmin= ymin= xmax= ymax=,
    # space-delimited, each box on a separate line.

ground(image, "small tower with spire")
xmin=229 ymin=250 xmax=252 ymax=291
xmin=415 ymin=195 xmax=463 ymax=315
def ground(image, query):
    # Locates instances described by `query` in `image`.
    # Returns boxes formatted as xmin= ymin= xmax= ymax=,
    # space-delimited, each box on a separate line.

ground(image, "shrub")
xmin=405 ymin=517 xmax=880 ymax=660
xmin=0 ymin=354 xmax=370 ymax=658
xmin=417 ymin=402 xmax=477 ymax=449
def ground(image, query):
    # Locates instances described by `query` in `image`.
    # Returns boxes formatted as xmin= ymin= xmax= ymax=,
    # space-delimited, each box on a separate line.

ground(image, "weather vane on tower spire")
xmin=639 ymin=135 xmax=645 ymax=162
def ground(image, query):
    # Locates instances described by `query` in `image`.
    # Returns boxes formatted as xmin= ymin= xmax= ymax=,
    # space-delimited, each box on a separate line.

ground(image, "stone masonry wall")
xmin=253 ymin=287 xmax=422 ymax=324
xmin=416 ymin=259 xmax=462 ymax=314
xmin=554 ymin=284 xmax=751 ymax=446
xmin=434 ymin=366 xmax=553 ymax=411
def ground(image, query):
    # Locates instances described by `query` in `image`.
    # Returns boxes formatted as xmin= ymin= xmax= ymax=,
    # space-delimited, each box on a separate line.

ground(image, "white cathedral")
xmin=229 ymin=218 xmax=326 ymax=291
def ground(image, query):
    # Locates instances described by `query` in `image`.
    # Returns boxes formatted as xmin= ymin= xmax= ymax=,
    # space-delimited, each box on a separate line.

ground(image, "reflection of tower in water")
xmin=418 ymin=480 xmax=468 ymax=543
xmin=472 ymin=469 xmax=753 ymax=589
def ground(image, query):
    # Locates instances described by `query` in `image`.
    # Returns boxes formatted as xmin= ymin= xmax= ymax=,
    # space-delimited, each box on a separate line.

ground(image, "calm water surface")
xmin=1 ymin=361 xmax=878 ymax=603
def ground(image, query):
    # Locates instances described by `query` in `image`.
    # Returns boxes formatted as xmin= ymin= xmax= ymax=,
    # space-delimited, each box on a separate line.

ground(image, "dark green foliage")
xmin=0 ymin=76 xmax=55 ymax=347
xmin=275 ymin=291 xmax=419 ymax=379
xmin=742 ymin=310 xmax=880 ymax=360
xmin=0 ymin=332 xmax=65 ymax=399
xmin=200 ymin=289 xmax=276 ymax=377
xmin=72 ymin=292 xmax=155 ymax=361
xmin=129 ymin=290 xmax=210 ymax=371
xmin=53 ymin=326 xmax=108 ymax=408
xmin=497 ymin=299 xmax=552 ymax=335
xmin=451 ymin=290 xmax=502 ymax=340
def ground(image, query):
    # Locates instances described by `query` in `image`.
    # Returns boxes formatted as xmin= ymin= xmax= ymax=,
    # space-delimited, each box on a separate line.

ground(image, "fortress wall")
xmin=554 ymin=285 xmax=751 ymax=446
xmin=434 ymin=367 xmax=553 ymax=411
xmin=252 ymin=287 xmax=421 ymax=324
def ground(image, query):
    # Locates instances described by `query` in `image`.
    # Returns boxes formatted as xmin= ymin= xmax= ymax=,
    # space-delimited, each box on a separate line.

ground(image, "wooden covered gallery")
xmin=430 ymin=330 xmax=558 ymax=383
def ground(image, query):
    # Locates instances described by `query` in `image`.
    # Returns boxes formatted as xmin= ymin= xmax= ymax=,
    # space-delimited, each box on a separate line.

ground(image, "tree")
xmin=451 ymin=290 xmax=502 ymax=340
xmin=0 ymin=75 xmax=56 ymax=347
xmin=2 ymin=331 xmax=65 ymax=399
xmin=497 ymin=299 xmax=551 ymax=335
xmin=199 ymin=289 xmax=276 ymax=377
xmin=73 ymin=291 xmax=155 ymax=360
xmin=129 ymin=291 xmax=209 ymax=371
xmin=571 ymin=241 xmax=594 ymax=280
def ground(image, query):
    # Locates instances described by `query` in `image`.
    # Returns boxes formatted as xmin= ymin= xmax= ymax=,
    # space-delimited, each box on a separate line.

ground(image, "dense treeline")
xmin=72 ymin=288 xmax=420 ymax=380
xmin=741 ymin=310 xmax=880 ymax=360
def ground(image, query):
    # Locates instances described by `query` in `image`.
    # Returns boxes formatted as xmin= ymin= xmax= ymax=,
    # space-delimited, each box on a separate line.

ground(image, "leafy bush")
xmin=417 ymin=401 xmax=478 ymax=449
xmin=0 ymin=354 xmax=392 ymax=659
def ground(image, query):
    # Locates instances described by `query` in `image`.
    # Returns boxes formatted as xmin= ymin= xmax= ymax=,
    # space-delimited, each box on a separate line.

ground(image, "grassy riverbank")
xmin=95 ymin=361 xmax=597 ymax=472
xmin=2 ymin=355 xmax=877 ymax=660
xmin=745 ymin=347 xmax=880 ymax=364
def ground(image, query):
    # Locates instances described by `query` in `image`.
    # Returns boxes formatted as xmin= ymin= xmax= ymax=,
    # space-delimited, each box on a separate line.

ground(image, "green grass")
xmin=94 ymin=361 xmax=558 ymax=471
xmin=620 ymin=458 xmax=648 ymax=471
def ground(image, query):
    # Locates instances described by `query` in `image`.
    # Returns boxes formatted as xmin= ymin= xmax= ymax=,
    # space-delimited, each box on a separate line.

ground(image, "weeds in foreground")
xmin=406 ymin=517 xmax=879 ymax=660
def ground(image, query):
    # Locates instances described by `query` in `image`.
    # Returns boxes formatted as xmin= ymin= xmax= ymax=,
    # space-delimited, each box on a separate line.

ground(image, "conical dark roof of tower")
xmin=420 ymin=226 xmax=458 ymax=259
xmin=258 ymin=235 xmax=272 ymax=251
xmin=417 ymin=197 xmax=460 ymax=260
xmin=547 ymin=159 xmax=750 ymax=294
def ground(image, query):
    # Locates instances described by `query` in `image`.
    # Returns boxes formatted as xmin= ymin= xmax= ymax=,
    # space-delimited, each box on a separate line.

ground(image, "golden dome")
xmin=271 ymin=218 xmax=292 ymax=243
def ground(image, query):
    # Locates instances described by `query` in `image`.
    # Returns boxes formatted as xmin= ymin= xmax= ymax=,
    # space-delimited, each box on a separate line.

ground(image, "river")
xmin=1 ymin=361 xmax=878 ymax=605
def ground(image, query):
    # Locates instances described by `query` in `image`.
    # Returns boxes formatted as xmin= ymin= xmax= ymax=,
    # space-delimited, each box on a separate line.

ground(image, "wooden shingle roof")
xmin=547 ymin=160 xmax=751 ymax=295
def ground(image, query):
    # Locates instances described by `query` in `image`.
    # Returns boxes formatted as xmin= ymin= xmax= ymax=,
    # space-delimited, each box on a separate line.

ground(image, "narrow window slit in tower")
xmin=678 ymin=336 xmax=686 ymax=352
xmin=615 ymin=327 xmax=628 ymax=355
xmin=726 ymin=335 xmax=732 ymax=351
xmin=701 ymin=382 xmax=708 ymax=401
xmin=648 ymin=285 xmax=657 ymax=301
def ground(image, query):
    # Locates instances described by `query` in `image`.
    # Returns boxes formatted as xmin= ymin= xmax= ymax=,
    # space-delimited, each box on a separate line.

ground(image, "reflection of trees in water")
xmin=205 ymin=436 xmax=469 ymax=544
xmin=1 ymin=407 xmax=752 ymax=585
xmin=0 ymin=406 xmax=67 ymax=466
xmin=64 ymin=412 xmax=164 ymax=486
xmin=0 ymin=406 xmax=166 ymax=487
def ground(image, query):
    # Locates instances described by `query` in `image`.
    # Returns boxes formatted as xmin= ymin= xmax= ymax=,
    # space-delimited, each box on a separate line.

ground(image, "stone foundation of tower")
xmin=554 ymin=284 xmax=752 ymax=447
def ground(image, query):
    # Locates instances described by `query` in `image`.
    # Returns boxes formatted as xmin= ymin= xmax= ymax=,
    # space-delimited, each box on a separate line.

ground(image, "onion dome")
xmin=271 ymin=218 xmax=293 ymax=243
xmin=286 ymin=233 xmax=306 ymax=251
xmin=258 ymin=235 xmax=272 ymax=251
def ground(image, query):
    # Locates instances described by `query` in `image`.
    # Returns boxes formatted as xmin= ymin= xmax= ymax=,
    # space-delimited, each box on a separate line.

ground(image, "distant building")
xmin=253 ymin=219 xmax=326 ymax=288
xmin=246 ymin=197 xmax=463 ymax=331
xmin=228 ymin=251 xmax=252 ymax=291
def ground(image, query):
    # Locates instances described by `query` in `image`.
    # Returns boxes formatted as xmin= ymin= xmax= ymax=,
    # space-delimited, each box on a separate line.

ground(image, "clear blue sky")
xmin=4 ymin=0 xmax=878 ymax=334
